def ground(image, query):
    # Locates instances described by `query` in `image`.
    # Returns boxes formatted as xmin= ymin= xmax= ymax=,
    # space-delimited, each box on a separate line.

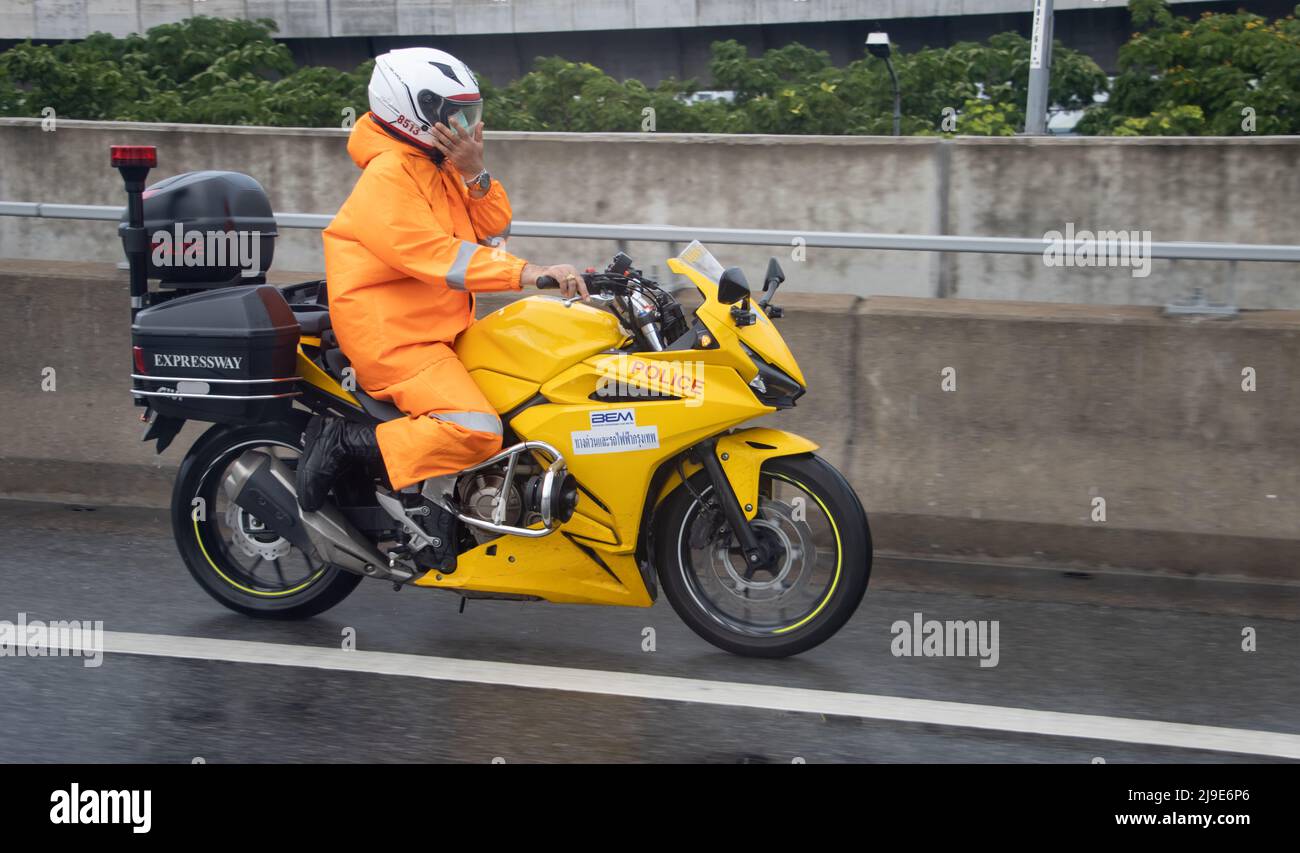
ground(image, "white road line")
xmin=44 ymin=631 xmax=1300 ymax=759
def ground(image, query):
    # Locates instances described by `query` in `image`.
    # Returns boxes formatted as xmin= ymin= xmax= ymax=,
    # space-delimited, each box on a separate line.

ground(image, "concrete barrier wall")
xmin=1 ymin=118 xmax=1298 ymax=309
xmin=2 ymin=260 xmax=1296 ymax=581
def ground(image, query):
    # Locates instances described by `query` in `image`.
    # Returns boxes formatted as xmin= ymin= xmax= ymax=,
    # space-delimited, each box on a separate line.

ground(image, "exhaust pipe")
xmin=221 ymin=450 xmax=414 ymax=584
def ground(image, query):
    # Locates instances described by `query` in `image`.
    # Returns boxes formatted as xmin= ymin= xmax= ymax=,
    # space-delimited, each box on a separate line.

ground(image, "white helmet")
xmin=368 ymin=48 xmax=483 ymax=151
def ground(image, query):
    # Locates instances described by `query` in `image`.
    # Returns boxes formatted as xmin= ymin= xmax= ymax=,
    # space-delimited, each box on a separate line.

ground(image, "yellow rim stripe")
xmin=770 ymin=473 xmax=843 ymax=635
xmin=194 ymin=517 xmax=324 ymax=598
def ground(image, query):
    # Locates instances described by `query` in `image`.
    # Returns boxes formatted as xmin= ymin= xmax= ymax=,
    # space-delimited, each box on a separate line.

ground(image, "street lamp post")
xmin=1025 ymin=0 xmax=1055 ymax=135
xmin=867 ymin=32 xmax=900 ymax=137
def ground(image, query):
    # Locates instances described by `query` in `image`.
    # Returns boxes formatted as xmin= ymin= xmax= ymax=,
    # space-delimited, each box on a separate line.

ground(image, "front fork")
xmin=691 ymin=438 xmax=773 ymax=571
xmin=678 ymin=428 xmax=821 ymax=572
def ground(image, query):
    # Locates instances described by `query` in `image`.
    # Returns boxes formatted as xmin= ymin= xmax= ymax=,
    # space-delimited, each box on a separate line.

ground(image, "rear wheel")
xmin=172 ymin=420 xmax=363 ymax=619
xmin=654 ymin=454 xmax=871 ymax=658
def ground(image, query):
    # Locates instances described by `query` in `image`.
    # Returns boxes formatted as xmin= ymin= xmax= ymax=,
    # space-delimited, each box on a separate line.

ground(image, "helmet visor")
xmin=444 ymin=100 xmax=483 ymax=133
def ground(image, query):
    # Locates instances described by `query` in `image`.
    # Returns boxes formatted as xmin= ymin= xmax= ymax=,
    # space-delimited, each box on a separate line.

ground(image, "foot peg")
xmin=375 ymin=491 xmax=459 ymax=573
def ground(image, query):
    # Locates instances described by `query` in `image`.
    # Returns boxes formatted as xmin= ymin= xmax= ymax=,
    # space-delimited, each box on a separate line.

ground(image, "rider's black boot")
xmin=296 ymin=416 xmax=383 ymax=512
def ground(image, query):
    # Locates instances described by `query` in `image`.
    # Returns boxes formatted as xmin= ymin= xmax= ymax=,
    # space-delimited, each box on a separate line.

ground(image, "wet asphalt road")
xmin=0 ymin=499 xmax=1297 ymax=763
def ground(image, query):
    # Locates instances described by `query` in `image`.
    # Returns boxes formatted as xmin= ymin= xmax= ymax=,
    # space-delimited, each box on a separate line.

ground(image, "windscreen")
xmin=675 ymin=240 xmax=726 ymax=284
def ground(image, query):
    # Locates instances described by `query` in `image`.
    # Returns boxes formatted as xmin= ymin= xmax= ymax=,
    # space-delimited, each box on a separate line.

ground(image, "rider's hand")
xmin=522 ymin=264 xmax=589 ymax=301
xmin=431 ymin=120 xmax=486 ymax=180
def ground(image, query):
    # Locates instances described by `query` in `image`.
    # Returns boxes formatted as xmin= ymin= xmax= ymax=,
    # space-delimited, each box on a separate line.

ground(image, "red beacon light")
xmin=110 ymin=145 xmax=157 ymax=168
xmin=114 ymin=144 xmax=158 ymax=324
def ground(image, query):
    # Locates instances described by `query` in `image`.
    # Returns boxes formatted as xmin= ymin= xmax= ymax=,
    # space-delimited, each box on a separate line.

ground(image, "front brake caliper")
xmin=689 ymin=502 xmax=729 ymax=550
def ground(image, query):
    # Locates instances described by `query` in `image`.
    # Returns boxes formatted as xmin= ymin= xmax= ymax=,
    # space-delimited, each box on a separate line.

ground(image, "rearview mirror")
xmin=718 ymin=267 xmax=750 ymax=305
xmin=763 ymin=257 xmax=785 ymax=292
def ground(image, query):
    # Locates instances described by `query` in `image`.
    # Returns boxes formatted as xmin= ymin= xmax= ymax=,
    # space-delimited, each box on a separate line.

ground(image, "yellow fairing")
xmin=414 ymin=534 xmax=647 ymax=605
xmin=456 ymin=296 xmax=625 ymax=383
xmin=297 ymin=347 xmax=360 ymax=406
xmin=667 ymin=257 xmax=807 ymax=387
xmin=468 ymin=369 xmax=538 ymax=413
xmin=415 ymin=352 xmax=773 ymax=604
xmin=414 ymin=426 xmax=820 ymax=605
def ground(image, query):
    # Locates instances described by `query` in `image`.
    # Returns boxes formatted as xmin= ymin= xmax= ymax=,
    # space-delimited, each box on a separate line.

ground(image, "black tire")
xmin=654 ymin=454 xmax=871 ymax=658
xmin=172 ymin=419 xmax=363 ymax=619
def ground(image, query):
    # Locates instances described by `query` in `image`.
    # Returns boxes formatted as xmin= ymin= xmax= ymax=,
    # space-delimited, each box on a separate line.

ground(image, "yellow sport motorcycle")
xmin=115 ymin=147 xmax=871 ymax=657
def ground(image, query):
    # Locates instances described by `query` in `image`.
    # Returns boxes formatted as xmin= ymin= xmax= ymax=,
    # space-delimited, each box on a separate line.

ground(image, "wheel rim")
xmin=676 ymin=472 xmax=842 ymax=638
xmin=192 ymin=439 xmax=328 ymax=598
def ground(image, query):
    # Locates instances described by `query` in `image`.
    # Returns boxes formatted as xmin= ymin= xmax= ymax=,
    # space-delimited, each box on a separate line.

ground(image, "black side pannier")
xmin=132 ymin=285 xmax=300 ymax=424
xmin=121 ymin=170 xmax=277 ymax=286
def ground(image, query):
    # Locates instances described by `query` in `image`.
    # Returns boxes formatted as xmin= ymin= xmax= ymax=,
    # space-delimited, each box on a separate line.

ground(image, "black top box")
xmin=121 ymin=170 xmax=278 ymax=286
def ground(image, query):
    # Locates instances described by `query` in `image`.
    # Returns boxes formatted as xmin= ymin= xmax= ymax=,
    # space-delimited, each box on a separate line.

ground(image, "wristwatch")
xmin=464 ymin=169 xmax=490 ymax=192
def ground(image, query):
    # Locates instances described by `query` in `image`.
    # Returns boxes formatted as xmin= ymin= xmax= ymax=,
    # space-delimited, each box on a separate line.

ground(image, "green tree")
xmin=484 ymin=58 xmax=640 ymax=131
xmin=480 ymin=56 xmax=750 ymax=133
xmin=18 ymin=9 xmax=1299 ymax=137
xmin=1079 ymin=0 xmax=1300 ymax=135
xmin=0 ymin=16 xmax=371 ymax=128
xmin=707 ymin=34 xmax=1104 ymax=135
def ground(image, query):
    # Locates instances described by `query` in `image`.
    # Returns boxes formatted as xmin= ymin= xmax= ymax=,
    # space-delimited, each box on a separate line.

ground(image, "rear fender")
xmin=143 ymin=412 xmax=186 ymax=454
xmin=182 ymin=410 xmax=311 ymax=469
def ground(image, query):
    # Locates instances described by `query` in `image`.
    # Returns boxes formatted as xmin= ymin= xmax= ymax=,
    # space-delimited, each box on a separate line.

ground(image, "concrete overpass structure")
xmin=0 ymin=1 xmax=1234 ymax=41
xmin=2 ymin=0 xmax=1292 ymax=82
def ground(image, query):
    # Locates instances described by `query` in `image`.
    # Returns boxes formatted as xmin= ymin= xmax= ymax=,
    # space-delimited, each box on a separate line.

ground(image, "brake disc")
xmin=706 ymin=499 xmax=815 ymax=599
xmin=225 ymin=501 xmax=292 ymax=561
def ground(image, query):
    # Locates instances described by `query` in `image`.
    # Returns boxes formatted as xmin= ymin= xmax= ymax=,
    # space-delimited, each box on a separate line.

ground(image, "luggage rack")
xmin=131 ymin=374 xmax=303 ymax=402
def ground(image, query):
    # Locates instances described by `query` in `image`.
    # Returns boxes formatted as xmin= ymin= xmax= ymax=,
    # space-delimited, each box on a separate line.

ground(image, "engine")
xmin=456 ymin=460 xmax=578 ymax=544
xmin=458 ymin=470 xmax=528 ymax=543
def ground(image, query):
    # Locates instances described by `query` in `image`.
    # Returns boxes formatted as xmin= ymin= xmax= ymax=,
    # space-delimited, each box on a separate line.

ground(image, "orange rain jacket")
xmin=322 ymin=114 xmax=528 ymax=488
xmin=324 ymin=113 xmax=527 ymax=385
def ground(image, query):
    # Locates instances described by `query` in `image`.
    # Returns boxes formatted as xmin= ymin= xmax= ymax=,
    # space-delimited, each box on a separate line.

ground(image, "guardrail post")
xmin=1163 ymin=262 xmax=1239 ymax=318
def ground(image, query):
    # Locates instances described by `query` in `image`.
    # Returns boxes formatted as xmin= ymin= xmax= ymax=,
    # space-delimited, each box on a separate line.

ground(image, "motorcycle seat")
xmin=319 ymin=334 xmax=405 ymax=423
xmin=295 ymin=308 xmax=332 ymax=336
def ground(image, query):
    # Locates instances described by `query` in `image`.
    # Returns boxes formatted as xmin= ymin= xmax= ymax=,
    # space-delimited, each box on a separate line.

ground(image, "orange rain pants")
xmin=322 ymin=113 xmax=528 ymax=489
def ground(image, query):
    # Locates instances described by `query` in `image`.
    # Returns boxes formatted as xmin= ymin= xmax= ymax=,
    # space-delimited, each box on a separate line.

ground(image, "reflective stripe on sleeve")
xmin=445 ymin=241 xmax=480 ymax=290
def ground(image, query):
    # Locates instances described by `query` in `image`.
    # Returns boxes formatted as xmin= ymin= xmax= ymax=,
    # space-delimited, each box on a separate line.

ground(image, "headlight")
xmin=743 ymin=345 xmax=803 ymax=409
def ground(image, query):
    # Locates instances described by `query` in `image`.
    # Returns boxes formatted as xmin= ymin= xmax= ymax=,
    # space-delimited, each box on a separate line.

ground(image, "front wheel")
xmin=654 ymin=454 xmax=871 ymax=658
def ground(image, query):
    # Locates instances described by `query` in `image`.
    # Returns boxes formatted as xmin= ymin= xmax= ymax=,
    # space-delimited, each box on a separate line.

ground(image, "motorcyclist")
xmin=297 ymin=47 xmax=587 ymax=565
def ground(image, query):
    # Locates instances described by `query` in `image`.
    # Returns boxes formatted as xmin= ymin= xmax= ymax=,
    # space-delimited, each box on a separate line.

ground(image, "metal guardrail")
xmin=3 ymin=201 xmax=1300 ymax=264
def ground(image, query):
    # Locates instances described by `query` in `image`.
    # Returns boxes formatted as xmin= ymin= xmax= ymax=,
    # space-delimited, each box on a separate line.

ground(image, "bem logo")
xmin=590 ymin=409 xmax=635 ymax=427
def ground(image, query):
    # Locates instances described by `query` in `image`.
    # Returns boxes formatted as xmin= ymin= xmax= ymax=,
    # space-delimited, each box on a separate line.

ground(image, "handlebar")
xmin=529 ymin=256 xmax=689 ymax=352
xmin=536 ymin=273 xmax=598 ymax=292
